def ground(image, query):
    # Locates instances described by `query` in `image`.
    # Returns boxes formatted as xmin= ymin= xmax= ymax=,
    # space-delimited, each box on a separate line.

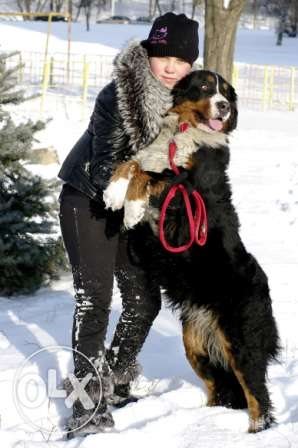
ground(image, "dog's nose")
xmin=216 ymin=101 xmax=230 ymax=116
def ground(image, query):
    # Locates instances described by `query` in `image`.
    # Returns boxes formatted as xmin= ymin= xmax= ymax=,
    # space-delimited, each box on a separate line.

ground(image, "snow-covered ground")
xmin=0 ymin=21 xmax=298 ymax=448
xmin=0 ymin=21 xmax=298 ymax=66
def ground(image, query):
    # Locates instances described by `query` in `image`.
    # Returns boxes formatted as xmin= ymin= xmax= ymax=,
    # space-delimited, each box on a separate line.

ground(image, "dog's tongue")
xmin=208 ymin=119 xmax=223 ymax=131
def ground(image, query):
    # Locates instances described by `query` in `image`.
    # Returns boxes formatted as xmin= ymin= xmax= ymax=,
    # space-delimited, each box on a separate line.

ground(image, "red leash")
xmin=159 ymin=123 xmax=208 ymax=253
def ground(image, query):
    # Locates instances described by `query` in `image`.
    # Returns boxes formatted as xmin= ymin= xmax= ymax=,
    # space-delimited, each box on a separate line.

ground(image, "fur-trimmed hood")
xmin=113 ymin=41 xmax=173 ymax=152
xmin=58 ymin=41 xmax=174 ymax=198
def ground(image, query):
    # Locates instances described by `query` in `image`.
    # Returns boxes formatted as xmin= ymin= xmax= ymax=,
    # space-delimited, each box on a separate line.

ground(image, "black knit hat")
xmin=141 ymin=12 xmax=199 ymax=65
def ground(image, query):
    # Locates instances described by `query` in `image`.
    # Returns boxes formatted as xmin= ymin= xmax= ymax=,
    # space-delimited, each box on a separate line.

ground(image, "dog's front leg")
xmin=103 ymin=161 xmax=139 ymax=211
xmin=123 ymin=171 xmax=168 ymax=230
xmin=123 ymin=170 xmax=152 ymax=229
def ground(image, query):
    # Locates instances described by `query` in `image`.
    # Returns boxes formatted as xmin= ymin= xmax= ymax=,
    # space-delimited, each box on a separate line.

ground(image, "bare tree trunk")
xmin=253 ymin=0 xmax=257 ymax=29
xmin=24 ymin=0 xmax=31 ymax=12
xmin=76 ymin=0 xmax=89 ymax=21
xmin=16 ymin=0 xmax=50 ymax=16
xmin=192 ymin=0 xmax=202 ymax=19
xmin=203 ymin=0 xmax=246 ymax=83
xmin=20 ymin=0 xmax=32 ymax=13
xmin=55 ymin=0 xmax=65 ymax=12
xmin=153 ymin=0 xmax=162 ymax=16
xmin=68 ymin=0 xmax=73 ymax=18
xmin=86 ymin=7 xmax=91 ymax=31
xmin=16 ymin=0 xmax=30 ymax=18
xmin=16 ymin=0 xmax=24 ymax=12
xmin=148 ymin=0 xmax=153 ymax=18
xmin=192 ymin=0 xmax=197 ymax=18
xmin=85 ymin=0 xmax=92 ymax=31
xmin=292 ymin=0 xmax=298 ymax=34
xmin=36 ymin=0 xmax=48 ymax=12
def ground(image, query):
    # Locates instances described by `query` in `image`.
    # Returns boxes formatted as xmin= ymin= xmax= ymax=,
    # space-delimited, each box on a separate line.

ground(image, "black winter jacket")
xmin=58 ymin=41 xmax=173 ymax=201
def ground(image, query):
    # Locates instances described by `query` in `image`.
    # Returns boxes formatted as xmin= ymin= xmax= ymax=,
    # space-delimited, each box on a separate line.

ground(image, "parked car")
xmin=134 ymin=16 xmax=152 ymax=24
xmin=33 ymin=15 xmax=68 ymax=22
xmin=284 ymin=24 xmax=297 ymax=37
xmin=97 ymin=15 xmax=131 ymax=24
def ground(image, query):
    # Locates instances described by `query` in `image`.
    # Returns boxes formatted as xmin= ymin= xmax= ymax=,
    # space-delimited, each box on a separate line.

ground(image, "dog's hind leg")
xmin=183 ymin=322 xmax=246 ymax=409
xmin=184 ymin=320 xmax=274 ymax=432
xmin=209 ymin=366 xmax=247 ymax=410
xmin=229 ymin=355 xmax=274 ymax=432
xmin=183 ymin=321 xmax=218 ymax=406
xmin=216 ymin=329 xmax=275 ymax=433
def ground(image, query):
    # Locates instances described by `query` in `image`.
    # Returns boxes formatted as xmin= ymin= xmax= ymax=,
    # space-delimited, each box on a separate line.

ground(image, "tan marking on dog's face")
xmin=207 ymin=74 xmax=216 ymax=84
xmin=111 ymin=160 xmax=140 ymax=181
xmin=125 ymin=170 xmax=151 ymax=201
xmin=222 ymin=82 xmax=229 ymax=92
xmin=170 ymin=99 xmax=211 ymax=127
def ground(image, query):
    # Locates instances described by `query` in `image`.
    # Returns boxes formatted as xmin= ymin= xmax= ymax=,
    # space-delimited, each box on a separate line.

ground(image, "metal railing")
xmin=3 ymin=51 xmax=298 ymax=117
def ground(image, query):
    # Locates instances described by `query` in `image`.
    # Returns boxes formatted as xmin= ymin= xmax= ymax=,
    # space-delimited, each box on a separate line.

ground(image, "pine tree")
xmin=0 ymin=51 xmax=66 ymax=296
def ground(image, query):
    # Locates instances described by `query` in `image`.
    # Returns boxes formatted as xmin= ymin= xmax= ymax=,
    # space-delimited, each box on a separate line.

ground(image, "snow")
xmin=0 ymin=21 xmax=298 ymax=66
xmin=0 ymin=19 xmax=298 ymax=448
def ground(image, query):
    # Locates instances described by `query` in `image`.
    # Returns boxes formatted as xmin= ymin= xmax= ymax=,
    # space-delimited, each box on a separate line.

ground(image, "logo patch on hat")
xmin=150 ymin=26 xmax=168 ymax=44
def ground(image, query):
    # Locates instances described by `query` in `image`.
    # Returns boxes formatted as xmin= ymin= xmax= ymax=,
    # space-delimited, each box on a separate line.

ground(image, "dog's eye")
xmin=201 ymin=84 xmax=209 ymax=91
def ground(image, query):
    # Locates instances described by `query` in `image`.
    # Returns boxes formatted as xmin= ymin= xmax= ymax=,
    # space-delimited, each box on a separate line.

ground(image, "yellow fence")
xmin=232 ymin=62 xmax=297 ymax=112
xmin=4 ymin=51 xmax=298 ymax=115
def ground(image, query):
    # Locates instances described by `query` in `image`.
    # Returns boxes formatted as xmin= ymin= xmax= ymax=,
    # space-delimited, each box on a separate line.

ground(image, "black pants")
xmin=59 ymin=184 xmax=161 ymax=382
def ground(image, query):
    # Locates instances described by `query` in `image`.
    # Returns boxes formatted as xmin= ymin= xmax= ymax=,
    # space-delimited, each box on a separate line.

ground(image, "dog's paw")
xmin=103 ymin=178 xmax=130 ymax=211
xmin=123 ymin=198 xmax=147 ymax=229
xmin=248 ymin=413 xmax=275 ymax=433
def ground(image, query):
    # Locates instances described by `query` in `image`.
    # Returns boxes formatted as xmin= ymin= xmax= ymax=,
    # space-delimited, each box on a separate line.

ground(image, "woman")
xmin=58 ymin=12 xmax=199 ymax=436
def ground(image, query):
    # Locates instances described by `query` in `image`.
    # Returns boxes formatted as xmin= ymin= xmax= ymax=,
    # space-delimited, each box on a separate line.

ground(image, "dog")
xmin=104 ymin=70 xmax=280 ymax=433
xmin=103 ymin=70 xmax=233 ymax=230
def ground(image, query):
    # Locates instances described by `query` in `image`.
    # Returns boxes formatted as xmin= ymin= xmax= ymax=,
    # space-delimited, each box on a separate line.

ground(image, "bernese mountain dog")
xmin=104 ymin=70 xmax=280 ymax=433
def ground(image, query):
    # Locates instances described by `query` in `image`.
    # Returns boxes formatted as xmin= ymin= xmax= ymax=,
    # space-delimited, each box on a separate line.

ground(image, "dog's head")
xmin=171 ymin=70 xmax=238 ymax=134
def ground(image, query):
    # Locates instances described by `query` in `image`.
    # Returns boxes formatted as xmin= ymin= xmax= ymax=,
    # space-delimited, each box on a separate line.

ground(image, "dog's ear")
xmin=172 ymin=73 xmax=199 ymax=106
xmin=226 ymin=99 xmax=238 ymax=133
xmin=223 ymin=84 xmax=238 ymax=133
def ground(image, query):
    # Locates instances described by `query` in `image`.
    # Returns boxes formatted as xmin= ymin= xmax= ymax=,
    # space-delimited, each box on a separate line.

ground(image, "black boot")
xmin=107 ymin=383 xmax=139 ymax=408
xmin=64 ymin=370 xmax=115 ymax=438
xmin=106 ymin=348 xmax=142 ymax=408
xmin=66 ymin=396 xmax=114 ymax=439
